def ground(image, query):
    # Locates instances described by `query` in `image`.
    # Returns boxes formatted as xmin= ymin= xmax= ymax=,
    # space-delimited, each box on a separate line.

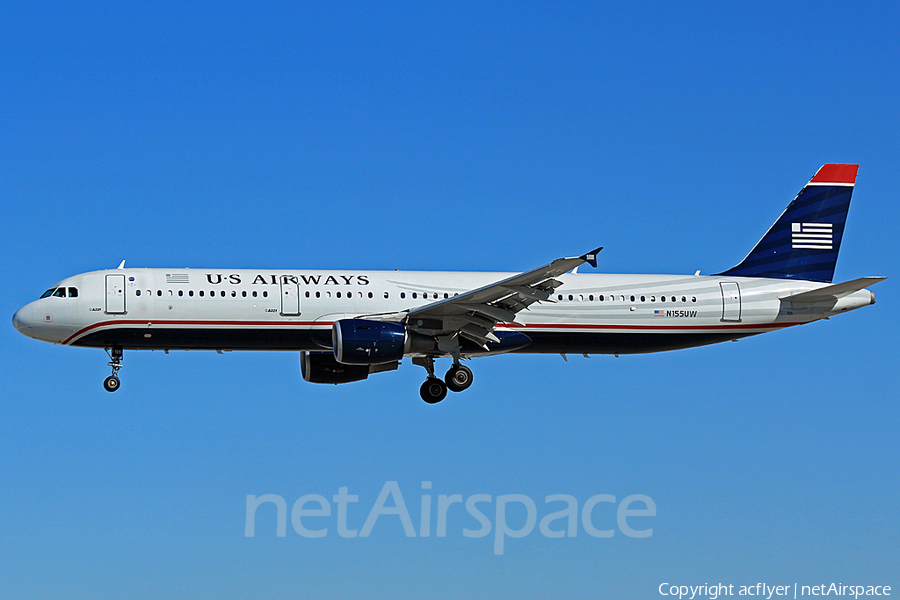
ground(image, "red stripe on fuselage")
xmin=62 ymin=319 xmax=334 ymax=345
xmin=497 ymin=322 xmax=801 ymax=331
xmin=63 ymin=319 xmax=801 ymax=346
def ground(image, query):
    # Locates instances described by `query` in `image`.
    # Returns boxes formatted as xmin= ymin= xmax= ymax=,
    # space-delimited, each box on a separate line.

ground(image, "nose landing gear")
xmin=103 ymin=347 xmax=123 ymax=392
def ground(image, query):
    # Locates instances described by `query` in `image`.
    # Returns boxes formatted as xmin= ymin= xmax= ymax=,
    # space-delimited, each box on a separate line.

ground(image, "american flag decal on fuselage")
xmin=791 ymin=222 xmax=833 ymax=250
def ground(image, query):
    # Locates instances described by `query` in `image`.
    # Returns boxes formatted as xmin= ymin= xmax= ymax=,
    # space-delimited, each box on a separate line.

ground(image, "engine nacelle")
xmin=332 ymin=319 xmax=406 ymax=365
xmin=300 ymin=351 xmax=371 ymax=384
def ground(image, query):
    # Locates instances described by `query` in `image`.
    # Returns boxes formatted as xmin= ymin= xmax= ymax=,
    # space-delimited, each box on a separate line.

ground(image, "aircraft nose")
xmin=12 ymin=305 xmax=33 ymax=335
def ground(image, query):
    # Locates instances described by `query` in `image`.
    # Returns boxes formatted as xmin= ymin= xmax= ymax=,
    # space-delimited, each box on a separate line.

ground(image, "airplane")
xmin=12 ymin=164 xmax=884 ymax=403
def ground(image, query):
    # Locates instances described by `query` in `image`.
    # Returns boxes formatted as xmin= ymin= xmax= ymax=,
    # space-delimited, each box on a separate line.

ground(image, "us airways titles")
xmin=204 ymin=273 xmax=370 ymax=286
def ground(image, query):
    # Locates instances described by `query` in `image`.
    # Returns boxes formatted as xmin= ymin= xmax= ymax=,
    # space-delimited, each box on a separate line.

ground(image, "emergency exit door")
xmin=280 ymin=279 xmax=300 ymax=316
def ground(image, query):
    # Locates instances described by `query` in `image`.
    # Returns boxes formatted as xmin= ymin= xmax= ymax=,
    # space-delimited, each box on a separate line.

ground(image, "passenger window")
xmin=136 ymin=290 xmax=142 ymax=297
xmin=178 ymin=290 xmax=184 ymax=297
xmin=315 ymin=291 xmax=320 ymax=298
xmin=568 ymin=294 xmax=573 ymax=301
xmin=336 ymin=292 xmax=342 ymax=299
xmin=199 ymin=291 xmax=205 ymax=297
xmin=692 ymin=296 xmax=697 ymax=302
xmin=243 ymin=291 xmax=247 ymax=297
xmin=412 ymin=292 xmax=417 ymax=299
xmin=640 ymin=296 xmax=645 ymax=302
xmin=660 ymin=295 xmax=665 ymax=302
xmin=384 ymin=292 xmax=389 ymax=299
xmin=221 ymin=291 xmax=226 ymax=297
xmin=232 ymin=291 xmax=236 ymax=297
xmin=69 ymin=287 xmax=79 ymax=298
xmin=630 ymin=295 xmax=635 ymax=302
xmin=400 ymin=292 xmax=406 ymax=299
xmin=305 ymin=291 xmax=310 ymax=298
xmin=681 ymin=296 xmax=686 ymax=302
xmin=263 ymin=291 xmax=268 ymax=298
xmin=252 ymin=291 xmax=258 ymax=298
xmin=189 ymin=290 xmax=194 ymax=297
xmin=368 ymin=292 xmax=373 ymax=299
xmin=558 ymin=294 xmax=563 ymax=301
xmin=589 ymin=295 xmax=594 ymax=301
xmin=650 ymin=296 xmax=656 ymax=302
xmin=157 ymin=290 xmax=162 ymax=297
xmin=444 ymin=293 xmax=449 ymax=299
xmin=599 ymin=295 xmax=605 ymax=301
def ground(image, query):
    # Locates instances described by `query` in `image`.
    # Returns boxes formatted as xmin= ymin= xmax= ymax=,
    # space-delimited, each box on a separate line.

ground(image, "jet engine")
xmin=332 ymin=319 xmax=406 ymax=365
xmin=300 ymin=351 xmax=371 ymax=384
xmin=300 ymin=351 xmax=400 ymax=384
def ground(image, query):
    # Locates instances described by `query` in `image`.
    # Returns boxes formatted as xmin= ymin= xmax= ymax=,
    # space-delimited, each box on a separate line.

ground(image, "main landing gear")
xmin=103 ymin=347 xmax=123 ymax=392
xmin=414 ymin=357 xmax=474 ymax=404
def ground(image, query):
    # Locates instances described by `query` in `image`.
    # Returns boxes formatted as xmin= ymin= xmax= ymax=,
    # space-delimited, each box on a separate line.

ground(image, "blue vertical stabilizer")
xmin=717 ymin=164 xmax=858 ymax=283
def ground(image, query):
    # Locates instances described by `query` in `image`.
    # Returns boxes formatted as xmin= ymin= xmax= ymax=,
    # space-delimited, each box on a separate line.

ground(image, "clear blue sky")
xmin=2 ymin=2 xmax=897 ymax=598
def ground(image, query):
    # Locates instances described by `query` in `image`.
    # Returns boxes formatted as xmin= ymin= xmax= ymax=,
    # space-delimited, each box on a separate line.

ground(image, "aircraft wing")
xmin=403 ymin=247 xmax=602 ymax=347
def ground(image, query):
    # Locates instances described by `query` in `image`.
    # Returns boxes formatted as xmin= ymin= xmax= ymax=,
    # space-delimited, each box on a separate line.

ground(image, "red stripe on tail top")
xmin=810 ymin=164 xmax=859 ymax=184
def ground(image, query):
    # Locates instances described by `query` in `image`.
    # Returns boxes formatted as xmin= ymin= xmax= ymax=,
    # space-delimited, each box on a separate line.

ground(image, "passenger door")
xmin=105 ymin=274 xmax=126 ymax=314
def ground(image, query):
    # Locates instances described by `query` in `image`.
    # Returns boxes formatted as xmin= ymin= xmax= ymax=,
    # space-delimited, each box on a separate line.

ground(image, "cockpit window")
xmin=52 ymin=288 xmax=66 ymax=298
xmin=68 ymin=287 xmax=78 ymax=298
xmin=40 ymin=288 xmax=56 ymax=299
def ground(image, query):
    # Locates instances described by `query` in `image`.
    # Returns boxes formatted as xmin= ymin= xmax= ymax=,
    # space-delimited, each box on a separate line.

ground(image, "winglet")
xmin=580 ymin=247 xmax=603 ymax=268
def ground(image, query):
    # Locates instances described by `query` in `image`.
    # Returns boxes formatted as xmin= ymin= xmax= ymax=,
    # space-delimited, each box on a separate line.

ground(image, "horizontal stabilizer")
xmin=780 ymin=277 xmax=886 ymax=303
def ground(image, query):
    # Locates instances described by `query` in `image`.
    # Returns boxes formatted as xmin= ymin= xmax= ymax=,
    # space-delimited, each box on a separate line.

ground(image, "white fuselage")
xmin=12 ymin=267 xmax=875 ymax=355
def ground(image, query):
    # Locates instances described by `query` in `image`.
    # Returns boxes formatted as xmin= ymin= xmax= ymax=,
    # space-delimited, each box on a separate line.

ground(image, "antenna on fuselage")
xmin=117 ymin=260 xmax=126 ymax=269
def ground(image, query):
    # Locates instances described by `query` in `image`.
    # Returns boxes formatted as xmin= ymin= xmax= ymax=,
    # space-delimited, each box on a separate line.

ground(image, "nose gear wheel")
xmin=104 ymin=347 xmax=123 ymax=392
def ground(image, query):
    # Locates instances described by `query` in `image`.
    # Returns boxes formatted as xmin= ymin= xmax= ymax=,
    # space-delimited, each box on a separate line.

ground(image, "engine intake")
xmin=333 ymin=319 xmax=406 ymax=365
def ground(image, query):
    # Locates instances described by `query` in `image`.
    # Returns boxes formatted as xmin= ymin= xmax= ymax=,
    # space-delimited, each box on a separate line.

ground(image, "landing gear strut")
xmin=414 ymin=357 xmax=474 ymax=403
xmin=104 ymin=347 xmax=123 ymax=392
